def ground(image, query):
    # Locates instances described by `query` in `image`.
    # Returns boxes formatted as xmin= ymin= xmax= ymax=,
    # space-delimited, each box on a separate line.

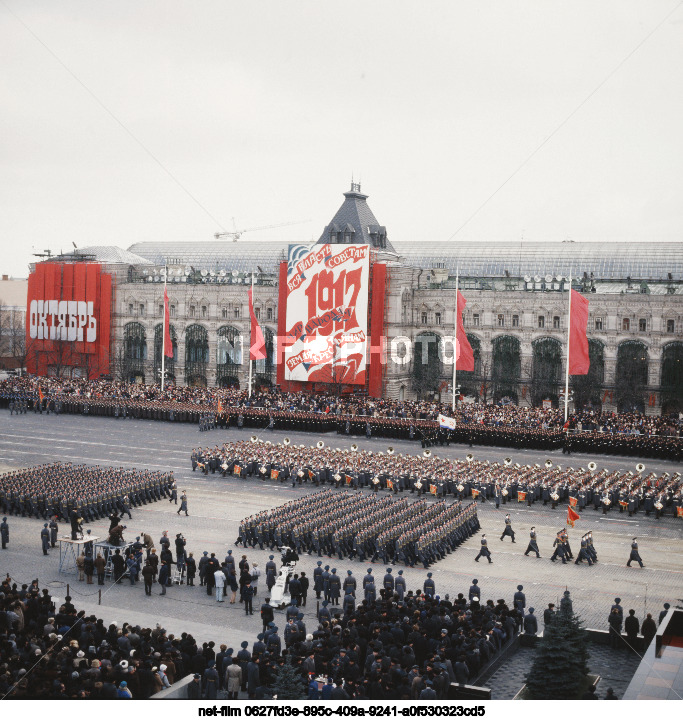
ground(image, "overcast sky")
xmin=1 ymin=0 xmax=682 ymax=278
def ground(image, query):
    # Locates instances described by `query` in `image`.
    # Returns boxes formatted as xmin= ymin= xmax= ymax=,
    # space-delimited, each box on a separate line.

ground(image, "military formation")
xmin=194 ymin=439 xmax=683 ymax=519
xmin=237 ymin=489 xmax=478 ymax=569
xmin=0 ymin=462 xmax=175 ymax=525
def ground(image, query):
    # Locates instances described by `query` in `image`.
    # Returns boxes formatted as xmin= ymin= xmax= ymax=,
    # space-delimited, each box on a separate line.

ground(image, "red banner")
xmin=248 ymin=288 xmax=266 ymax=361
xmin=26 ymin=262 xmax=112 ymax=379
xmin=567 ymin=505 xmax=581 ymax=527
xmin=569 ymin=289 xmax=590 ymax=375
xmin=569 ymin=496 xmax=578 ymax=507
xmin=456 ymin=290 xmax=475 ymax=371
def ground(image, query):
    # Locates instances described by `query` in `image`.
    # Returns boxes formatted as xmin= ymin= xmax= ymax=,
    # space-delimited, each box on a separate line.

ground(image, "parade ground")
xmin=1 ymin=412 xmax=682 ymax=675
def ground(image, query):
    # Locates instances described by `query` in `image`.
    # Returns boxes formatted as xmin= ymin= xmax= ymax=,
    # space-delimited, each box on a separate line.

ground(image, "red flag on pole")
xmin=38 ymin=386 xmax=45 ymax=403
xmin=163 ymin=287 xmax=173 ymax=358
xmin=569 ymin=289 xmax=590 ymax=375
xmin=456 ymin=290 xmax=474 ymax=371
xmin=248 ymin=288 xmax=266 ymax=361
xmin=567 ymin=505 xmax=580 ymax=527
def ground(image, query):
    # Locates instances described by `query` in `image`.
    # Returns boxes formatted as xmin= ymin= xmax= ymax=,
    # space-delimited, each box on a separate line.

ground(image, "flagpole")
xmin=452 ymin=267 xmax=459 ymax=412
xmin=161 ymin=263 xmax=167 ymax=393
xmin=248 ymin=272 xmax=253 ymax=398
xmin=564 ymin=268 xmax=572 ymax=423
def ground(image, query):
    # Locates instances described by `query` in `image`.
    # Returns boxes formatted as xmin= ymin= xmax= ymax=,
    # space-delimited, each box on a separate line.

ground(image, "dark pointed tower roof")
xmin=316 ymin=183 xmax=396 ymax=253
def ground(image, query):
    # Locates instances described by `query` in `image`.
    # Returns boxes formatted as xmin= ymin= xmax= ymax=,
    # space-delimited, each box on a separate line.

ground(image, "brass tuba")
xmin=350 ymin=443 xmax=358 ymax=452
xmin=636 ymin=463 xmax=645 ymax=473
xmin=283 ymin=437 xmax=291 ymax=446
xmin=423 ymin=450 xmax=432 ymax=458
xmin=317 ymin=440 xmax=325 ymax=449
xmin=387 ymin=447 xmax=395 ymax=455
xmin=545 ymin=459 xmax=553 ymax=469
xmin=587 ymin=461 xmax=597 ymax=472
xmin=504 ymin=458 xmax=512 ymax=466
xmin=250 ymin=435 xmax=258 ymax=443
xmin=466 ymin=453 xmax=474 ymax=463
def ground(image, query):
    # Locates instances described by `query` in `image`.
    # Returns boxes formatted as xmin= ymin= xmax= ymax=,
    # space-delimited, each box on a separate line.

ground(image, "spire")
xmin=316 ymin=184 xmax=395 ymax=253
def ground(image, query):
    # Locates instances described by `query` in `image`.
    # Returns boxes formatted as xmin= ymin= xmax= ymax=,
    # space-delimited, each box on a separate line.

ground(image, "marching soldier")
xmin=1 ymin=516 xmax=9 ymax=549
xmin=475 ymin=534 xmax=492 ymax=563
xmin=500 ymin=513 xmax=516 ymax=543
xmin=524 ymin=527 xmax=540 ymax=558
xmin=627 ymin=537 xmax=644 ymax=568
xmin=41 ymin=523 xmax=50 ymax=555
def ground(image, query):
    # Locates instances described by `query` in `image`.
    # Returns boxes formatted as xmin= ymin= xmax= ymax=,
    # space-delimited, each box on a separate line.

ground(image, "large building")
xmin=25 ymin=185 xmax=683 ymax=414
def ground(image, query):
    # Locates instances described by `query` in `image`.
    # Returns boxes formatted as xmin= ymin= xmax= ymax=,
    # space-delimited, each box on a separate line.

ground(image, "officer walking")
xmin=177 ymin=491 xmax=189 ymax=516
xmin=627 ymin=537 xmax=644 ymax=568
xmin=475 ymin=534 xmax=492 ymax=563
xmin=500 ymin=513 xmax=516 ymax=543
xmin=524 ymin=527 xmax=540 ymax=558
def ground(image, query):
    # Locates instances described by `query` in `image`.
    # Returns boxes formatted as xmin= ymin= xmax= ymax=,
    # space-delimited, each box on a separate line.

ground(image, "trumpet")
xmin=466 ymin=453 xmax=474 ymax=463
xmin=504 ymin=458 xmax=512 ymax=466
xmin=350 ymin=443 xmax=358 ymax=452
xmin=636 ymin=463 xmax=645 ymax=473
xmin=250 ymin=435 xmax=258 ymax=443
xmin=387 ymin=447 xmax=395 ymax=455
xmin=587 ymin=461 xmax=597 ymax=472
xmin=317 ymin=440 xmax=325 ymax=449
xmin=545 ymin=460 xmax=553 ymax=469
xmin=423 ymin=450 xmax=432 ymax=458
xmin=283 ymin=437 xmax=291 ymax=446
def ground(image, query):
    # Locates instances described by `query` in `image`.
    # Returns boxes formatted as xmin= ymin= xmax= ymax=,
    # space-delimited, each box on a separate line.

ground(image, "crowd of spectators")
xmin=0 ymin=571 xmax=533 ymax=700
xmin=1 ymin=376 xmax=679 ymax=436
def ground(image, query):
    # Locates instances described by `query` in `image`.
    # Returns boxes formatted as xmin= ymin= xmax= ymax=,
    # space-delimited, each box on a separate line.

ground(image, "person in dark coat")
xmin=261 ymin=598 xmax=274 ymax=632
xmin=608 ymin=607 xmax=622 ymax=649
xmin=186 ymin=552 xmax=197 ymax=586
xmin=158 ymin=560 xmax=170 ymax=595
xmin=641 ymin=613 xmax=657 ymax=649
xmin=624 ymin=609 xmax=640 ymax=649
xmin=203 ymin=661 xmax=219 ymax=699
xmin=246 ymin=657 xmax=260 ymax=699
xmin=523 ymin=608 xmax=538 ymax=636
xmin=187 ymin=673 xmax=202 ymax=699
xmin=0 ymin=517 xmax=8 ymax=548
xmin=41 ymin=523 xmax=50 ymax=555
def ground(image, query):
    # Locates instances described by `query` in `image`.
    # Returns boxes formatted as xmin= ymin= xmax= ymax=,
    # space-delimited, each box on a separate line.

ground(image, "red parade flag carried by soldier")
xmin=38 ymin=386 xmax=44 ymax=403
xmin=569 ymin=289 xmax=590 ymax=375
xmin=163 ymin=287 xmax=173 ymax=358
xmin=567 ymin=505 xmax=581 ymax=528
xmin=456 ymin=290 xmax=475 ymax=371
xmin=248 ymin=288 xmax=266 ymax=361
xmin=569 ymin=496 xmax=578 ymax=508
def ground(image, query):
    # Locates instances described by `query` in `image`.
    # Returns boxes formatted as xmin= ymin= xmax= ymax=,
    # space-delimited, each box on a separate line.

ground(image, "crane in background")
xmin=214 ymin=218 xmax=310 ymax=241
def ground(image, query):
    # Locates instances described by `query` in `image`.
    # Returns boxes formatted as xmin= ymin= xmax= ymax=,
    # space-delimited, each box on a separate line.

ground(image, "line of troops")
xmin=195 ymin=439 xmax=683 ymax=520
xmin=3 ymin=388 xmax=679 ymax=459
xmin=237 ymin=489 xmax=478 ymax=569
xmin=0 ymin=462 xmax=175 ymax=525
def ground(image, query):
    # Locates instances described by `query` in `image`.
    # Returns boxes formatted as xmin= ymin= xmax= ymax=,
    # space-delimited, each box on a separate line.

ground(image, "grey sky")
xmin=1 ymin=0 xmax=681 ymax=278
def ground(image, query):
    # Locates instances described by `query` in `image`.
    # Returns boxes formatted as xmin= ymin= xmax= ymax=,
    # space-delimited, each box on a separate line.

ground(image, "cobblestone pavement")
xmin=488 ymin=640 xmax=642 ymax=699
xmin=1 ymin=413 xmax=681 ymax=664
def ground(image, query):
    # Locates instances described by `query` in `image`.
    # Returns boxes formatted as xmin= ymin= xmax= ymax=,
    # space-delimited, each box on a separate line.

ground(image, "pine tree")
xmin=271 ymin=656 xmax=307 ymax=700
xmin=525 ymin=590 xmax=590 ymax=700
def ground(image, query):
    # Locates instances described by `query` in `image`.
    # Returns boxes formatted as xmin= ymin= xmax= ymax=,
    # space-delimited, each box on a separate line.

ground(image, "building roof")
xmin=51 ymin=246 xmax=153 ymax=266
xmin=127 ymin=238 xmax=683 ymax=283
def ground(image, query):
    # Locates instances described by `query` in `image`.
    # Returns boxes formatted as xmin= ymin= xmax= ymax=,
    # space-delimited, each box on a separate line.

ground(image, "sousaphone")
xmin=587 ymin=461 xmax=597 ymax=472
xmin=466 ymin=453 xmax=474 ymax=463
xmin=636 ymin=463 xmax=645 ymax=473
xmin=283 ymin=438 xmax=291 ymax=446
xmin=250 ymin=435 xmax=258 ymax=443
xmin=423 ymin=450 xmax=432 ymax=458
xmin=350 ymin=443 xmax=358 ymax=452
xmin=387 ymin=447 xmax=395 ymax=455
xmin=545 ymin=459 xmax=553 ymax=469
xmin=317 ymin=441 xmax=325 ymax=449
xmin=504 ymin=458 xmax=512 ymax=467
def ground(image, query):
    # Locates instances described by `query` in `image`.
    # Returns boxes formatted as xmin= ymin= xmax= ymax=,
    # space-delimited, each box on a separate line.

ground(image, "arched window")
xmin=571 ymin=338 xmax=605 ymax=411
xmin=255 ymin=327 xmax=275 ymax=376
xmin=185 ymin=324 xmax=209 ymax=385
xmin=121 ymin=322 xmax=147 ymax=383
xmin=660 ymin=341 xmax=683 ymax=414
xmin=615 ymin=340 xmax=649 ymax=413
xmin=217 ymin=326 xmax=242 ymax=385
xmin=531 ymin=337 xmax=562 ymax=406
xmin=492 ymin=335 xmax=521 ymax=402
xmin=412 ymin=332 xmax=442 ymax=399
